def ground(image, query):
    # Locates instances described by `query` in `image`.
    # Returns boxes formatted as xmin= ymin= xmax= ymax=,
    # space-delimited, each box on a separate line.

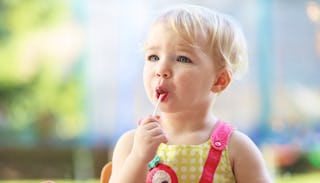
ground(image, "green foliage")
xmin=276 ymin=172 xmax=320 ymax=183
xmin=0 ymin=0 xmax=84 ymax=144
xmin=0 ymin=0 xmax=69 ymax=81
xmin=0 ymin=0 xmax=68 ymax=44
xmin=308 ymin=145 xmax=320 ymax=168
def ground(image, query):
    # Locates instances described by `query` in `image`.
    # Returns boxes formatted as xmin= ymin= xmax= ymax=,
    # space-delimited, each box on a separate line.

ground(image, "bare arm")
xmin=108 ymin=130 xmax=148 ymax=183
xmin=229 ymin=131 xmax=273 ymax=183
xmin=109 ymin=116 xmax=167 ymax=183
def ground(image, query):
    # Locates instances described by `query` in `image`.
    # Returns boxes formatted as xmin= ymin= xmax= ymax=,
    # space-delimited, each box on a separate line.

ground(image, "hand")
xmin=131 ymin=115 xmax=168 ymax=164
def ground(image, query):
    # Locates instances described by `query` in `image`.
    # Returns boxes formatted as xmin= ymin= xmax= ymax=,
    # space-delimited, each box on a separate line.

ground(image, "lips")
xmin=155 ymin=86 xmax=168 ymax=101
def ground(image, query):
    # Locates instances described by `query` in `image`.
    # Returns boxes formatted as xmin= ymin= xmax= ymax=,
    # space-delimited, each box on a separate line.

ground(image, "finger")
xmin=137 ymin=116 xmax=152 ymax=125
xmin=143 ymin=122 xmax=161 ymax=131
xmin=148 ymin=126 xmax=166 ymax=136
xmin=153 ymin=133 xmax=168 ymax=144
xmin=139 ymin=115 xmax=159 ymax=126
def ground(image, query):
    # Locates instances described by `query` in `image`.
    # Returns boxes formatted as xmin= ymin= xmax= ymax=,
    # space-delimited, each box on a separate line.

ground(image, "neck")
xmin=160 ymin=109 xmax=217 ymax=134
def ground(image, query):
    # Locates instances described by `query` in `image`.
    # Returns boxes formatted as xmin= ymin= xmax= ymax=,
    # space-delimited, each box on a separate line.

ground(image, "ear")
xmin=211 ymin=68 xmax=232 ymax=93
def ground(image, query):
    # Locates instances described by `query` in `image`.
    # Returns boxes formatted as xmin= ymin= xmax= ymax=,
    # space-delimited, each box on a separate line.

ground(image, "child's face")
xmin=143 ymin=23 xmax=219 ymax=113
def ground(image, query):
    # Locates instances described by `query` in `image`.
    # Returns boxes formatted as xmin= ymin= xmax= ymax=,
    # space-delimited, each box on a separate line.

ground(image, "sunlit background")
xmin=0 ymin=0 xmax=319 ymax=182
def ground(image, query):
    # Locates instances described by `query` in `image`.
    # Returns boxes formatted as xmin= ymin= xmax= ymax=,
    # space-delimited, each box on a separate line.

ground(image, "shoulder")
xmin=228 ymin=130 xmax=263 ymax=165
xmin=111 ymin=129 xmax=136 ymax=162
xmin=117 ymin=129 xmax=136 ymax=144
xmin=109 ymin=129 xmax=138 ymax=182
xmin=114 ymin=129 xmax=136 ymax=150
xmin=228 ymin=130 xmax=272 ymax=183
xmin=228 ymin=130 xmax=257 ymax=155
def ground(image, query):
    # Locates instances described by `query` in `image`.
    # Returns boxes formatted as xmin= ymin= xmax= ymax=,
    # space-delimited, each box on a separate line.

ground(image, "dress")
xmin=146 ymin=121 xmax=235 ymax=183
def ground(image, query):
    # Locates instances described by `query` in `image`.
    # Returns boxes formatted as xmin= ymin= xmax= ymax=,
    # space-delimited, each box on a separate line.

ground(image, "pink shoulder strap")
xmin=199 ymin=121 xmax=234 ymax=183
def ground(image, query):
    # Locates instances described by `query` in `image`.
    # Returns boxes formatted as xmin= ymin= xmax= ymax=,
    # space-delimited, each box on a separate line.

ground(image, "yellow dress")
xmin=147 ymin=121 xmax=235 ymax=183
xmin=155 ymin=140 xmax=235 ymax=183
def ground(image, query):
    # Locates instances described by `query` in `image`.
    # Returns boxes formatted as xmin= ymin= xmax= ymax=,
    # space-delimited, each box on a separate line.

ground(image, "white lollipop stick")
xmin=152 ymin=94 xmax=163 ymax=117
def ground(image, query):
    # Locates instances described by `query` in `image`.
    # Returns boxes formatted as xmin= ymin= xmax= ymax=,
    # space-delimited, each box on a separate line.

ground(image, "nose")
xmin=156 ymin=61 xmax=172 ymax=79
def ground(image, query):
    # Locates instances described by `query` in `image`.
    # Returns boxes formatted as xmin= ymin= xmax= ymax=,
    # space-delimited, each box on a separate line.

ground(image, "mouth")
xmin=155 ymin=86 xmax=168 ymax=101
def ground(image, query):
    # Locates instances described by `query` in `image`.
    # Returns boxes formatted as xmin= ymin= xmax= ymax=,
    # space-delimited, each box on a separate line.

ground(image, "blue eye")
xmin=148 ymin=55 xmax=159 ymax=62
xmin=177 ymin=56 xmax=192 ymax=63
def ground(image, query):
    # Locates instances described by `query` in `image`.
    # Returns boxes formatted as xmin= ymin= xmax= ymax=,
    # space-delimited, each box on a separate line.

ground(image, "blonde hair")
xmin=151 ymin=5 xmax=248 ymax=79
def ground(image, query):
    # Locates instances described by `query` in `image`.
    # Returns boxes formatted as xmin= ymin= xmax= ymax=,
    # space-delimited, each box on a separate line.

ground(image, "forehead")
xmin=144 ymin=23 xmax=212 ymax=64
xmin=145 ymin=23 xmax=206 ymax=51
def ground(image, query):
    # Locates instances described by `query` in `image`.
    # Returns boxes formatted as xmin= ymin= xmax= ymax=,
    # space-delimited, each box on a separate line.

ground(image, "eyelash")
xmin=147 ymin=55 xmax=159 ymax=62
xmin=177 ymin=56 xmax=192 ymax=63
xmin=147 ymin=55 xmax=192 ymax=63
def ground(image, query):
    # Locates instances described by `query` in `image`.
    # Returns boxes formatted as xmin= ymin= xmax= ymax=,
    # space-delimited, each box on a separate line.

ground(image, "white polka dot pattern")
xmin=157 ymin=141 xmax=235 ymax=183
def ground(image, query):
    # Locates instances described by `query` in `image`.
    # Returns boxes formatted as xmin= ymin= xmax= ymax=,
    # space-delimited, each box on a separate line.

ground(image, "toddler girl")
xmin=109 ymin=4 xmax=272 ymax=183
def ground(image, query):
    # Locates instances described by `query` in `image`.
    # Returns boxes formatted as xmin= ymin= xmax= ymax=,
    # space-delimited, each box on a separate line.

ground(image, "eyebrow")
xmin=176 ymin=44 xmax=210 ymax=60
xmin=175 ymin=44 xmax=200 ymax=55
xmin=144 ymin=44 xmax=201 ymax=55
xmin=144 ymin=45 xmax=160 ymax=52
xmin=175 ymin=44 xmax=193 ymax=51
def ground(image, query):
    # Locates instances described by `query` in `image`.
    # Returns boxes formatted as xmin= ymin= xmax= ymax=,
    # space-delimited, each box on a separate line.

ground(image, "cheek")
xmin=176 ymin=71 xmax=199 ymax=86
xmin=176 ymin=72 xmax=212 ymax=96
xmin=143 ymin=65 xmax=154 ymax=94
xmin=143 ymin=64 xmax=150 ymax=81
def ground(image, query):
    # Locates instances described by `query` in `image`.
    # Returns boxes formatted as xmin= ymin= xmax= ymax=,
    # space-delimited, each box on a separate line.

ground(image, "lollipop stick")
xmin=152 ymin=95 xmax=162 ymax=117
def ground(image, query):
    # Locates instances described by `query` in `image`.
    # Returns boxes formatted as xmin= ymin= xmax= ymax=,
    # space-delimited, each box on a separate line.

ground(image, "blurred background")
xmin=0 ymin=0 xmax=319 ymax=182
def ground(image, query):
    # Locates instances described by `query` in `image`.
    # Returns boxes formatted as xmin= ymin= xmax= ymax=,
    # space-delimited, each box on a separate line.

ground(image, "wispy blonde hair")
xmin=150 ymin=5 xmax=248 ymax=79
